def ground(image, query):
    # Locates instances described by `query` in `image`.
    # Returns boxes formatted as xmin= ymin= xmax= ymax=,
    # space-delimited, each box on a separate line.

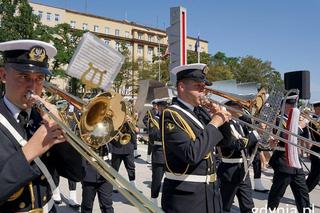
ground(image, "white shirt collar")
xmin=177 ymin=97 xmax=195 ymax=111
xmin=3 ymin=96 xmax=31 ymax=122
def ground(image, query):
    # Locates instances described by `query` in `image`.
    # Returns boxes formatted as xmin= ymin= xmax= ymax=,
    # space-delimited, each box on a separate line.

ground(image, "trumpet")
xmin=200 ymin=95 xmax=320 ymax=158
xmin=29 ymin=83 xmax=163 ymax=213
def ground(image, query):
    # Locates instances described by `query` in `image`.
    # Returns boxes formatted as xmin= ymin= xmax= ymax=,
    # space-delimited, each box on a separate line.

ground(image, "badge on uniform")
xmin=166 ymin=122 xmax=175 ymax=131
xmin=28 ymin=46 xmax=46 ymax=62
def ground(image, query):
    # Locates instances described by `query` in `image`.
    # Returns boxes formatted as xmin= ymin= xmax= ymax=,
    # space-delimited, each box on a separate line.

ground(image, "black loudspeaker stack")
xmin=284 ymin=70 xmax=310 ymax=100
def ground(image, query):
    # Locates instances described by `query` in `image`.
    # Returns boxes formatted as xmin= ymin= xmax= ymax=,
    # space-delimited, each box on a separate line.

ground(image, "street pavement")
xmin=56 ymin=144 xmax=320 ymax=213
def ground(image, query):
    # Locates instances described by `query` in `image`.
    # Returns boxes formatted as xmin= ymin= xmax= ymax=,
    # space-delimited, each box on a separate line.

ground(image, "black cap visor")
xmin=6 ymin=63 xmax=52 ymax=75
xmin=189 ymin=77 xmax=212 ymax=86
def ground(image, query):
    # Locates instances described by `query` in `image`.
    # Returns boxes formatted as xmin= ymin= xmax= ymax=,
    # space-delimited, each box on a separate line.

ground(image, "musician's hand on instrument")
xmin=210 ymin=109 xmax=231 ymax=127
xmin=257 ymin=123 xmax=267 ymax=135
xmin=298 ymin=116 xmax=307 ymax=129
xmin=268 ymin=137 xmax=277 ymax=149
xmin=31 ymin=94 xmax=62 ymax=123
xmin=22 ymin=122 xmax=65 ymax=163
xmin=126 ymin=115 xmax=132 ymax=123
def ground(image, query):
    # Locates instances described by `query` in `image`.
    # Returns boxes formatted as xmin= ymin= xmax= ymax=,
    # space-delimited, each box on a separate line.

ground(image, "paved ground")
xmin=56 ymin=144 xmax=320 ymax=213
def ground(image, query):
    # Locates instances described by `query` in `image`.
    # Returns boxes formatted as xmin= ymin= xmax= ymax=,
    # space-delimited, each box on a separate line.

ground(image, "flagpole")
xmin=197 ymin=49 xmax=200 ymax=63
xmin=158 ymin=36 xmax=161 ymax=81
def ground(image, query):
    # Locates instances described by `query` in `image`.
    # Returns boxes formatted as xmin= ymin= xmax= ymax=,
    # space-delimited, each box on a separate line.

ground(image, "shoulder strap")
xmin=170 ymin=104 xmax=204 ymax=129
xmin=0 ymin=113 xmax=57 ymax=195
xmin=147 ymin=110 xmax=159 ymax=129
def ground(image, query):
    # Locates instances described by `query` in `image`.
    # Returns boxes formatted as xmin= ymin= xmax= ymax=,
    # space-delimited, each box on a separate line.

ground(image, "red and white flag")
xmin=285 ymin=108 xmax=302 ymax=169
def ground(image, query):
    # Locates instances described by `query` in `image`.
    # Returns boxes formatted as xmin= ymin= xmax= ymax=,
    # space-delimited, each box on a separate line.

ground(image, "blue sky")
xmin=32 ymin=0 xmax=320 ymax=101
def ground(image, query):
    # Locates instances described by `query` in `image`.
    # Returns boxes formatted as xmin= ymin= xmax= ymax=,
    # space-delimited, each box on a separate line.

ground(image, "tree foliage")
xmin=0 ymin=0 xmax=49 ymax=41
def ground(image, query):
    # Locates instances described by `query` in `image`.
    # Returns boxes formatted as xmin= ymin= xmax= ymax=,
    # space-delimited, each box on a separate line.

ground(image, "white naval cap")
xmin=0 ymin=40 xmax=57 ymax=75
xmin=171 ymin=63 xmax=212 ymax=86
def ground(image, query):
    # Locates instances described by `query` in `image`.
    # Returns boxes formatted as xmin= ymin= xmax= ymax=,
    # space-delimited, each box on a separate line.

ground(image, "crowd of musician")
xmin=0 ymin=39 xmax=319 ymax=213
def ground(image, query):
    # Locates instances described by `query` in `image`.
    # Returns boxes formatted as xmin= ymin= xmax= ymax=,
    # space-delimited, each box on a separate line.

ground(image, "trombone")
xmin=32 ymin=82 xmax=163 ymax=213
xmin=201 ymin=89 xmax=320 ymax=158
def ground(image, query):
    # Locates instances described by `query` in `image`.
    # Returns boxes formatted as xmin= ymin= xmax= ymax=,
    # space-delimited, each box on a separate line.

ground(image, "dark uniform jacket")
xmin=110 ymin=122 xmax=135 ymax=155
xmin=144 ymin=109 xmax=164 ymax=164
xmin=82 ymin=145 xmax=111 ymax=183
xmin=217 ymin=120 xmax=259 ymax=183
xmin=161 ymin=98 xmax=223 ymax=213
xmin=309 ymin=115 xmax=320 ymax=153
xmin=269 ymin=115 xmax=305 ymax=174
xmin=0 ymin=99 xmax=85 ymax=212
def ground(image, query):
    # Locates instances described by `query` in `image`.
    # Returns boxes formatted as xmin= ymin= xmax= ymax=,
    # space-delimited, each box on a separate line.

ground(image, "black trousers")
xmin=81 ymin=181 xmax=114 ymax=213
xmin=147 ymin=143 xmax=152 ymax=155
xmin=111 ymin=153 xmax=135 ymax=181
xmin=220 ymin=175 xmax=254 ymax=213
xmin=151 ymin=163 xmax=165 ymax=198
xmin=252 ymin=152 xmax=261 ymax=179
xmin=68 ymin=180 xmax=77 ymax=190
xmin=306 ymin=155 xmax=320 ymax=192
xmin=268 ymin=170 xmax=311 ymax=213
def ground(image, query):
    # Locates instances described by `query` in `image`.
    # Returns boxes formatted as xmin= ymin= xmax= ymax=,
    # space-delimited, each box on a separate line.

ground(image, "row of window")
xmin=36 ymin=10 xmax=60 ymax=22
xmin=70 ymin=20 xmax=162 ymax=42
xmin=102 ymin=39 xmax=158 ymax=57
xmin=33 ymin=10 xmax=164 ymax=43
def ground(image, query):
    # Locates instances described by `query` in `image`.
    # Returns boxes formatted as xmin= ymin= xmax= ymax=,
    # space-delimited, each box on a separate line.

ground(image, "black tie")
xmin=18 ymin=110 xmax=29 ymax=129
xmin=193 ymin=107 xmax=205 ymax=125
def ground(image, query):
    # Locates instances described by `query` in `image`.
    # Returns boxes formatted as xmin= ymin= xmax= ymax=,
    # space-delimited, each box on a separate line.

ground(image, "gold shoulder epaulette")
xmin=162 ymin=108 xmax=195 ymax=140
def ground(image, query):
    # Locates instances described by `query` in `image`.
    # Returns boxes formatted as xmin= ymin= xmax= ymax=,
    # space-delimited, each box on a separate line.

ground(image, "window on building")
xmin=125 ymin=31 xmax=130 ymax=38
xmin=188 ymin=44 xmax=192 ymax=50
xmin=148 ymin=35 xmax=153 ymax=42
xmin=157 ymin=37 xmax=161 ymax=43
xmin=115 ymin=29 xmax=120 ymax=36
xmin=82 ymin=23 xmax=88 ymax=31
xmin=138 ymin=33 xmax=142 ymax=40
xmin=115 ymin=42 xmax=121 ymax=51
xmin=104 ymin=27 xmax=109 ymax=34
xmin=54 ymin=14 xmax=60 ymax=22
xmin=148 ymin=47 xmax=153 ymax=55
xmin=38 ymin=11 xmax=43 ymax=19
xmin=103 ymin=39 xmax=110 ymax=45
xmin=138 ymin=45 xmax=143 ymax=55
xmin=94 ymin=25 xmax=99 ymax=32
xmin=46 ymin=12 xmax=51 ymax=21
xmin=70 ymin=21 xmax=76 ymax=29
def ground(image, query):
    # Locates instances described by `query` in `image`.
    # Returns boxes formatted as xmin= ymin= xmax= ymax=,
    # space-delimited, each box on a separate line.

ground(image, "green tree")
xmin=0 ymin=0 xmax=49 ymax=42
xmin=50 ymin=23 xmax=84 ymax=75
xmin=187 ymin=50 xmax=212 ymax=65
xmin=232 ymin=55 xmax=282 ymax=89
xmin=113 ymin=41 xmax=136 ymax=93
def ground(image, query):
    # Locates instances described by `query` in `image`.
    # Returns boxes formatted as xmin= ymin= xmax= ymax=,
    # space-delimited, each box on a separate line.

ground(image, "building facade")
xmin=30 ymin=2 xmax=209 ymax=63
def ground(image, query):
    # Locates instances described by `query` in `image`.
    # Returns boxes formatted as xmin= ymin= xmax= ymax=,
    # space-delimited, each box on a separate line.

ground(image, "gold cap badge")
xmin=28 ymin=46 xmax=46 ymax=62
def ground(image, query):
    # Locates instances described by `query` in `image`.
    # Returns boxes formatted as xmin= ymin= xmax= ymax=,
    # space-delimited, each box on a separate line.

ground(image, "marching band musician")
xmin=81 ymin=144 xmax=114 ymax=213
xmin=239 ymin=114 xmax=269 ymax=193
xmin=0 ymin=40 xmax=85 ymax=212
xmin=267 ymin=95 xmax=311 ymax=213
xmin=143 ymin=99 xmax=160 ymax=164
xmin=148 ymin=98 xmax=169 ymax=205
xmin=217 ymin=101 xmax=261 ymax=213
xmin=161 ymin=63 xmax=231 ymax=213
xmin=306 ymin=101 xmax=320 ymax=192
xmin=110 ymin=116 xmax=140 ymax=190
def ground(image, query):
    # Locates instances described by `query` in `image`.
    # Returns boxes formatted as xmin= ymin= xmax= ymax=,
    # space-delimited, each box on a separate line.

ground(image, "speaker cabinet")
xmin=284 ymin=70 xmax=310 ymax=99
